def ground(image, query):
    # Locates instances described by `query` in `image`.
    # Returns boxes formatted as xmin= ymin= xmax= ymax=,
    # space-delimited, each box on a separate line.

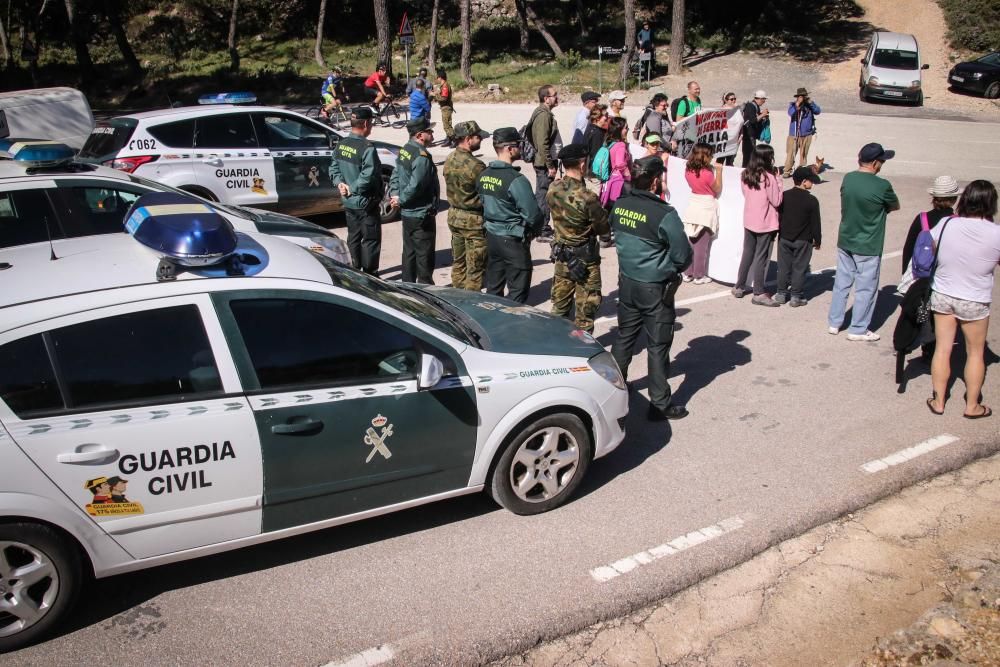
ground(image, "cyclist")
xmin=320 ymin=67 xmax=347 ymax=118
xmin=363 ymin=63 xmax=391 ymax=113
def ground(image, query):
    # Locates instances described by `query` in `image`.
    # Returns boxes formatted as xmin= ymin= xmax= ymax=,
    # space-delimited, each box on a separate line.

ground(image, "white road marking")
xmin=860 ymin=434 xmax=960 ymax=474
xmin=323 ymin=645 xmax=395 ymax=667
xmin=590 ymin=516 xmax=745 ymax=583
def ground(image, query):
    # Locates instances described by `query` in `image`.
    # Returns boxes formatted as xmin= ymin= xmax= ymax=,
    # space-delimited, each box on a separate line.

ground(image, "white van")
xmin=0 ymin=87 xmax=95 ymax=149
xmin=859 ymin=32 xmax=929 ymax=105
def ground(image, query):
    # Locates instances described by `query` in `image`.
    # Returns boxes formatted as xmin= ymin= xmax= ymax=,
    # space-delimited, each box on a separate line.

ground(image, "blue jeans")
xmin=828 ymin=248 xmax=882 ymax=334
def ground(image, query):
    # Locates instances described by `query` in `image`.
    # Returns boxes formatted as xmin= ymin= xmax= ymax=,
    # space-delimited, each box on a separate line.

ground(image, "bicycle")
xmin=369 ymin=95 xmax=408 ymax=128
xmin=305 ymin=102 xmax=351 ymax=131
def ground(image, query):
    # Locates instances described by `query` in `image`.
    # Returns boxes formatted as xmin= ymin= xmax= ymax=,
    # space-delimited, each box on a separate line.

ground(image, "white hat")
xmin=754 ymin=89 xmax=767 ymax=99
xmin=608 ymin=90 xmax=626 ymax=101
xmin=927 ymin=175 xmax=961 ymax=197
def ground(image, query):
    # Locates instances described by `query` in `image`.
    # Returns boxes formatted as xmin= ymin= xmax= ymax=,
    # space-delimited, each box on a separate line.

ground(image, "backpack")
xmin=670 ymin=97 xmax=683 ymax=122
xmin=911 ymin=212 xmax=941 ymax=279
xmin=519 ymin=109 xmax=540 ymax=164
xmin=591 ymin=144 xmax=611 ymax=182
xmin=632 ymin=107 xmax=652 ymax=140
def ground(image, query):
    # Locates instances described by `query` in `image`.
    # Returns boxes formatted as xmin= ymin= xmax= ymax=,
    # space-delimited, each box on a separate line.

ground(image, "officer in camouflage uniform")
xmin=443 ymin=120 xmax=490 ymax=291
xmin=389 ymin=117 xmax=440 ymax=284
xmin=328 ymin=107 xmax=383 ymax=274
xmin=547 ymin=143 xmax=609 ymax=333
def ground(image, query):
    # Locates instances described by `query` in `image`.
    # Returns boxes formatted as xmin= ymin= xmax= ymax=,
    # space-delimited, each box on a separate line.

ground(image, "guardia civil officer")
xmin=547 ymin=143 xmax=609 ymax=333
xmin=610 ymin=155 xmax=693 ymax=421
xmin=390 ymin=117 xmax=440 ymax=284
xmin=328 ymin=106 xmax=383 ymax=274
xmin=443 ymin=120 xmax=490 ymax=291
xmin=477 ymin=127 xmax=544 ymax=304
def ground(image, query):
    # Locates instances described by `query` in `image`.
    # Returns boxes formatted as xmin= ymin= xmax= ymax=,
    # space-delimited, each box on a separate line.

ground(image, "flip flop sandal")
xmin=926 ymin=397 xmax=944 ymax=416
xmin=963 ymin=405 xmax=992 ymax=419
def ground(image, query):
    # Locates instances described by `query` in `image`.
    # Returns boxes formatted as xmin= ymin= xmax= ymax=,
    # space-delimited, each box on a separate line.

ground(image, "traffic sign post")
xmin=598 ymin=45 xmax=626 ymax=94
xmin=399 ymin=12 xmax=415 ymax=84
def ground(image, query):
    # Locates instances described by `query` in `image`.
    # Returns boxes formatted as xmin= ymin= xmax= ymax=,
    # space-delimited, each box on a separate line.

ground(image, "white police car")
xmin=0 ymin=193 xmax=628 ymax=651
xmin=77 ymin=94 xmax=400 ymax=222
xmin=0 ymin=139 xmax=350 ymax=265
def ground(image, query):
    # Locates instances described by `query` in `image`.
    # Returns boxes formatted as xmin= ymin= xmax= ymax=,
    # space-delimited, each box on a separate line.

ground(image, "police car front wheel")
xmin=490 ymin=413 xmax=592 ymax=515
xmin=0 ymin=523 xmax=82 ymax=653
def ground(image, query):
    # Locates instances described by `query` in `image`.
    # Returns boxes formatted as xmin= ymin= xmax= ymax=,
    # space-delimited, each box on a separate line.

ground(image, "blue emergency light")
xmin=0 ymin=140 xmax=76 ymax=166
xmin=197 ymin=92 xmax=258 ymax=105
xmin=125 ymin=192 xmax=238 ymax=268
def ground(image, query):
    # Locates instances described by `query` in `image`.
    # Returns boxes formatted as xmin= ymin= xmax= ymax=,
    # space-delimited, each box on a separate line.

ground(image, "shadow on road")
xmin=671 ymin=330 xmax=753 ymax=405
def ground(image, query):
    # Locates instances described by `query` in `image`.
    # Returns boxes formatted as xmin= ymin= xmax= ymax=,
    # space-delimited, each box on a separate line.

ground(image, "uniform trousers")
xmin=345 ymin=203 xmax=382 ymax=275
xmin=486 ymin=232 xmax=532 ymax=303
xmin=440 ymin=106 xmax=455 ymax=139
xmin=401 ymin=212 xmax=437 ymax=284
xmin=611 ymin=275 xmax=681 ymax=411
xmin=551 ymin=260 xmax=602 ymax=333
xmin=449 ymin=225 xmax=487 ymax=291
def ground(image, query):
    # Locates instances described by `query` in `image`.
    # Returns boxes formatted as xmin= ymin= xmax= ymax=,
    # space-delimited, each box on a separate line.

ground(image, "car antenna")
xmin=43 ymin=215 xmax=59 ymax=261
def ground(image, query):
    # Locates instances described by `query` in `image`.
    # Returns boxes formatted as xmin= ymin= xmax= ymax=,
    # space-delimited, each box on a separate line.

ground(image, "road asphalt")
xmin=6 ymin=104 xmax=999 ymax=666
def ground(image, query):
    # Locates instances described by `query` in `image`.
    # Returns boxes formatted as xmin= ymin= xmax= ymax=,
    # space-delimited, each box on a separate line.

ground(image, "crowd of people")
xmin=327 ymin=78 xmax=998 ymax=423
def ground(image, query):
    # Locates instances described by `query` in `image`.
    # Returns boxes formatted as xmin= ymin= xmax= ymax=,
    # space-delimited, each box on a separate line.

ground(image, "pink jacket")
xmin=741 ymin=172 xmax=783 ymax=233
xmin=600 ymin=141 xmax=632 ymax=207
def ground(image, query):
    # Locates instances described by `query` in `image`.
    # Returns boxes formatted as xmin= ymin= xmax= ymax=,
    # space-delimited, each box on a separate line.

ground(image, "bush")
xmin=938 ymin=0 xmax=1000 ymax=53
xmin=558 ymin=49 xmax=583 ymax=70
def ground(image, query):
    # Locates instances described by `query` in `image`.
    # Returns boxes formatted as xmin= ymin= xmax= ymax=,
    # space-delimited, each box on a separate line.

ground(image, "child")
xmin=681 ymin=142 xmax=722 ymax=284
xmin=774 ymin=166 xmax=823 ymax=306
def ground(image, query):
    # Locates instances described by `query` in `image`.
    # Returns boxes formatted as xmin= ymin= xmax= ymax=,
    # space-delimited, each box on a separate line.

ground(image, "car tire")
xmin=379 ymin=170 xmax=400 ymax=224
xmin=986 ymin=82 xmax=1000 ymax=99
xmin=489 ymin=413 xmax=592 ymax=516
xmin=0 ymin=523 xmax=82 ymax=653
xmin=915 ymin=92 xmax=924 ymax=107
xmin=859 ymin=85 xmax=868 ymax=102
xmin=179 ymin=185 xmax=219 ymax=203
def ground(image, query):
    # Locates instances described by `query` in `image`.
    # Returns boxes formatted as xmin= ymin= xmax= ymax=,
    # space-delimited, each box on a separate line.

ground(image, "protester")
xmin=444 ymin=121 xmax=490 ymax=291
xmin=477 ymin=127 xmax=544 ymax=303
xmin=599 ymin=117 xmax=631 ymax=209
xmin=548 ymin=143 xmax=610 ymax=333
xmin=716 ymin=92 xmax=739 ymax=166
xmin=408 ymin=78 xmax=431 ymax=122
xmin=436 ymin=70 xmax=456 ymax=147
xmin=672 ymin=81 xmax=702 ymax=122
xmin=328 ymin=107 xmax=384 ymax=275
xmin=741 ymin=91 xmax=769 ymax=168
xmin=582 ymin=104 xmax=609 ymax=177
xmin=733 ymin=145 xmax=783 ymax=306
xmin=827 ymin=143 xmax=900 ymax=340
xmin=925 ymin=180 xmax=1000 ymax=419
xmin=783 ymin=87 xmax=821 ymax=178
xmin=406 ymin=67 xmax=429 ymax=96
xmin=901 ymin=175 xmax=960 ymax=273
xmin=608 ymin=90 xmax=627 ymax=119
xmin=774 ymin=167 xmax=823 ymax=306
xmin=642 ymin=95 xmax=676 ymax=153
xmin=610 ymin=155 xmax=693 ymax=421
xmin=681 ymin=142 xmax=722 ymax=285
xmin=573 ymin=91 xmax=601 ymax=144
xmin=528 ymin=84 xmax=561 ymax=241
xmin=389 ymin=117 xmax=439 ymax=284
xmin=633 ymin=93 xmax=666 ymax=141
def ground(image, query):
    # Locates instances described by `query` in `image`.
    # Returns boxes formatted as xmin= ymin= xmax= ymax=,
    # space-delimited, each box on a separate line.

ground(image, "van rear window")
xmin=79 ymin=123 xmax=135 ymax=159
xmin=872 ymin=49 xmax=918 ymax=70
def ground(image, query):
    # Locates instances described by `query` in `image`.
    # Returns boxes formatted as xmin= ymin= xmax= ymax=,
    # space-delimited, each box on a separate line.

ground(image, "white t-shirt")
xmin=930 ymin=216 xmax=1000 ymax=303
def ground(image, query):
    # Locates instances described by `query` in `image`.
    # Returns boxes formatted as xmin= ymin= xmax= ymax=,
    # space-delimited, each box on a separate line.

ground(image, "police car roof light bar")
xmin=1 ymin=140 xmax=76 ymax=168
xmin=197 ymin=92 xmax=258 ymax=105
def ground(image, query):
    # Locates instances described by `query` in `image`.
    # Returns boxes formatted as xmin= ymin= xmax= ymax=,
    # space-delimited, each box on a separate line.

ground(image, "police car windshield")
xmin=311 ymin=253 xmax=481 ymax=346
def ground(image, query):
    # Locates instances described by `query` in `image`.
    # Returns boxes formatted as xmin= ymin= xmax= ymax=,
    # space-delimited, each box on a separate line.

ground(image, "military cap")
xmin=351 ymin=107 xmax=374 ymax=121
xmin=633 ymin=155 xmax=665 ymax=177
xmin=454 ymin=120 xmax=490 ymax=139
xmin=557 ymin=143 xmax=588 ymax=161
xmin=493 ymin=127 xmax=522 ymax=145
xmin=406 ymin=117 xmax=436 ymax=135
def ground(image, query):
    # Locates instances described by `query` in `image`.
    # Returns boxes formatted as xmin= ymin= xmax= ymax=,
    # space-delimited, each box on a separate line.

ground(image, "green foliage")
xmin=558 ymin=49 xmax=584 ymax=70
xmin=938 ymin=0 xmax=1000 ymax=53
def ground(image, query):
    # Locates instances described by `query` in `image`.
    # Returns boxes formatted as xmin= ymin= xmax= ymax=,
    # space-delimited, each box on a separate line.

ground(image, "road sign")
xmin=399 ymin=12 xmax=414 ymax=37
xmin=600 ymin=46 xmax=626 ymax=56
xmin=400 ymin=34 xmax=416 ymax=45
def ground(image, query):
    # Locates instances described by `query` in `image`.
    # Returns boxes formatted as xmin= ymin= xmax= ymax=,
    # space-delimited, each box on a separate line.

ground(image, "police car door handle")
xmin=57 ymin=446 xmax=120 ymax=465
xmin=271 ymin=417 xmax=324 ymax=435
xmin=202 ymin=158 xmax=224 ymax=166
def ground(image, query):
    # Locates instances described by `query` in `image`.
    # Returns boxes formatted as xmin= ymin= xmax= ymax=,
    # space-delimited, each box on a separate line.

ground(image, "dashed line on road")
xmin=860 ymin=434 xmax=960 ymax=474
xmin=589 ymin=516 xmax=745 ymax=583
xmin=322 ymin=644 xmax=395 ymax=667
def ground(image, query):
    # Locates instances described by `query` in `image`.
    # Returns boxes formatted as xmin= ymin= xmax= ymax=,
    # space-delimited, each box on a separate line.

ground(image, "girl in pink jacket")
xmin=733 ymin=144 xmax=784 ymax=306
xmin=600 ymin=117 xmax=632 ymax=208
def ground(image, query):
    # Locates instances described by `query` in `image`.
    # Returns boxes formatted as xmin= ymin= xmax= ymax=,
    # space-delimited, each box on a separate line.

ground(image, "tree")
xmin=427 ymin=0 xmax=440 ymax=73
xmin=575 ymin=0 xmax=588 ymax=38
xmin=513 ymin=0 xmax=529 ymax=51
xmin=64 ymin=0 xmax=95 ymax=81
xmin=669 ymin=0 xmax=684 ymax=76
xmin=620 ymin=0 xmax=636 ymax=85
xmin=459 ymin=0 xmax=472 ymax=84
xmin=103 ymin=0 xmax=143 ymax=79
xmin=373 ymin=0 xmax=391 ymax=77
xmin=0 ymin=13 xmax=10 ymax=69
xmin=227 ymin=0 xmax=240 ymax=73
xmin=523 ymin=1 xmax=563 ymax=59
xmin=314 ymin=0 xmax=328 ymax=67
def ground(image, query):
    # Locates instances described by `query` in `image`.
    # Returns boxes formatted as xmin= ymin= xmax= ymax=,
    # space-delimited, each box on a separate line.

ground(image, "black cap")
xmin=557 ymin=144 xmax=588 ymax=161
xmin=406 ymin=117 xmax=435 ymax=135
xmin=493 ymin=127 xmax=522 ymax=145
xmin=106 ymin=475 xmax=128 ymax=486
xmin=633 ymin=155 xmax=664 ymax=177
xmin=351 ymin=107 xmax=374 ymax=121
xmin=581 ymin=91 xmax=600 ymax=103
xmin=858 ymin=142 xmax=895 ymax=163
xmin=792 ymin=166 xmax=822 ymax=184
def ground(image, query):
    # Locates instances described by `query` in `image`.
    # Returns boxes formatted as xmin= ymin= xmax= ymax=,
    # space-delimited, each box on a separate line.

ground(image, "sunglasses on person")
xmin=725 ymin=96 xmax=736 ymax=101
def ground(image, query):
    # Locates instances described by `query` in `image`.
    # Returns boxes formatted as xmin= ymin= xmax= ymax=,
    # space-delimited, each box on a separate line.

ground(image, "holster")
xmin=551 ymin=240 xmax=594 ymax=284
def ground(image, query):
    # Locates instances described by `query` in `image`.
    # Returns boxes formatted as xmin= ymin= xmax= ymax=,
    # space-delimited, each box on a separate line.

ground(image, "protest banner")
xmin=671 ymin=106 xmax=743 ymax=160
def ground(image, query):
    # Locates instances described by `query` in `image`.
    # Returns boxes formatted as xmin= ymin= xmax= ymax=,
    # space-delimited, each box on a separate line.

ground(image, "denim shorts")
xmin=930 ymin=291 xmax=990 ymax=321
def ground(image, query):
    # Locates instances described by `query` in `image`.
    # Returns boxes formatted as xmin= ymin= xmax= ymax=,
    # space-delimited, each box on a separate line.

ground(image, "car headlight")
xmin=589 ymin=351 xmax=625 ymax=390
xmin=909 ymin=80 xmax=922 ymax=89
xmin=971 ymin=72 xmax=984 ymax=80
xmin=868 ymin=76 xmax=880 ymax=86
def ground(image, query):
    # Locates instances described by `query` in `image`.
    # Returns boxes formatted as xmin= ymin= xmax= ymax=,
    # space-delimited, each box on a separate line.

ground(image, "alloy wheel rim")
xmin=0 ymin=541 xmax=60 ymax=638
xmin=509 ymin=426 xmax=580 ymax=503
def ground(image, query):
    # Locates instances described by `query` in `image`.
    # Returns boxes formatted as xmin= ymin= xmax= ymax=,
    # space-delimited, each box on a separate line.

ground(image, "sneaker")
xmin=847 ymin=330 xmax=881 ymax=342
xmin=682 ymin=274 xmax=694 ymax=282
xmin=752 ymin=294 xmax=780 ymax=307
xmin=648 ymin=404 xmax=689 ymax=421
xmin=789 ymin=296 xmax=808 ymax=307
xmin=693 ymin=276 xmax=712 ymax=285
xmin=828 ymin=326 xmax=839 ymax=335
xmin=731 ymin=287 xmax=747 ymax=298
xmin=772 ymin=292 xmax=789 ymax=304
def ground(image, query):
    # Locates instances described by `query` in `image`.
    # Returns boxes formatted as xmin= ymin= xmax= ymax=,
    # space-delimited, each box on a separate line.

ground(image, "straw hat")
xmin=928 ymin=175 xmax=961 ymax=197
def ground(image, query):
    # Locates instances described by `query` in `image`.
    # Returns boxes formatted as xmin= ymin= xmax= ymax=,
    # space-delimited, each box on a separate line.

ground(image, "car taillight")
xmin=104 ymin=155 xmax=158 ymax=173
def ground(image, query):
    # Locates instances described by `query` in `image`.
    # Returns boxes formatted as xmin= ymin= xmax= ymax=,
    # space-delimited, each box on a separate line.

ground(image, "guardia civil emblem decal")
xmin=364 ymin=414 xmax=394 ymax=463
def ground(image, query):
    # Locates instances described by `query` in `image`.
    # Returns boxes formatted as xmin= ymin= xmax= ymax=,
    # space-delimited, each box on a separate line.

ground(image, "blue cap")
xmin=197 ymin=92 xmax=258 ymax=105
xmin=124 ymin=192 xmax=237 ymax=266
xmin=2 ymin=140 xmax=75 ymax=165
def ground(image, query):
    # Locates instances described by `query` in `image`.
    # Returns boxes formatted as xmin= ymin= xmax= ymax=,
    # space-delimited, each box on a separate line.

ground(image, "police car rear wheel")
xmin=491 ymin=414 xmax=591 ymax=515
xmin=0 ymin=523 xmax=82 ymax=652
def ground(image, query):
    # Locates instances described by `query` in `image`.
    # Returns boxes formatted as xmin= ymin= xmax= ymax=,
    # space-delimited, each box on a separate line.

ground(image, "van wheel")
xmin=490 ymin=414 xmax=592 ymax=515
xmin=0 ymin=523 xmax=82 ymax=653
xmin=859 ymin=85 xmax=868 ymax=102
xmin=914 ymin=92 xmax=924 ymax=107
xmin=179 ymin=186 xmax=219 ymax=203
xmin=986 ymin=82 xmax=1000 ymax=99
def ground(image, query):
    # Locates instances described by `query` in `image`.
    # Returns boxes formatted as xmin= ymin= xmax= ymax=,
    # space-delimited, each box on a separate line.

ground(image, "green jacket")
xmin=476 ymin=161 xmax=543 ymax=238
xmin=611 ymin=190 xmax=692 ymax=282
xmin=328 ymin=134 xmax=383 ymax=210
xmin=528 ymin=104 xmax=558 ymax=169
xmin=389 ymin=139 xmax=440 ymax=218
xmin=548 ymin=176 xmax=609 ymax=246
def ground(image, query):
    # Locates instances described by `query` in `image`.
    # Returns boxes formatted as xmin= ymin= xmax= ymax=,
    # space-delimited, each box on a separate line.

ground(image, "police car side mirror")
xmin=418 ymin=354 xmax=444 ymax=390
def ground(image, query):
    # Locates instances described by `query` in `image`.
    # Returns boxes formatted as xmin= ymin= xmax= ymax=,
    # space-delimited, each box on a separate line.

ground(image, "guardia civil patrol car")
xmin=77 ymin=94 xmax=400 ymax=222
xmin=0 ymin=193 xmax=628 ymax=650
